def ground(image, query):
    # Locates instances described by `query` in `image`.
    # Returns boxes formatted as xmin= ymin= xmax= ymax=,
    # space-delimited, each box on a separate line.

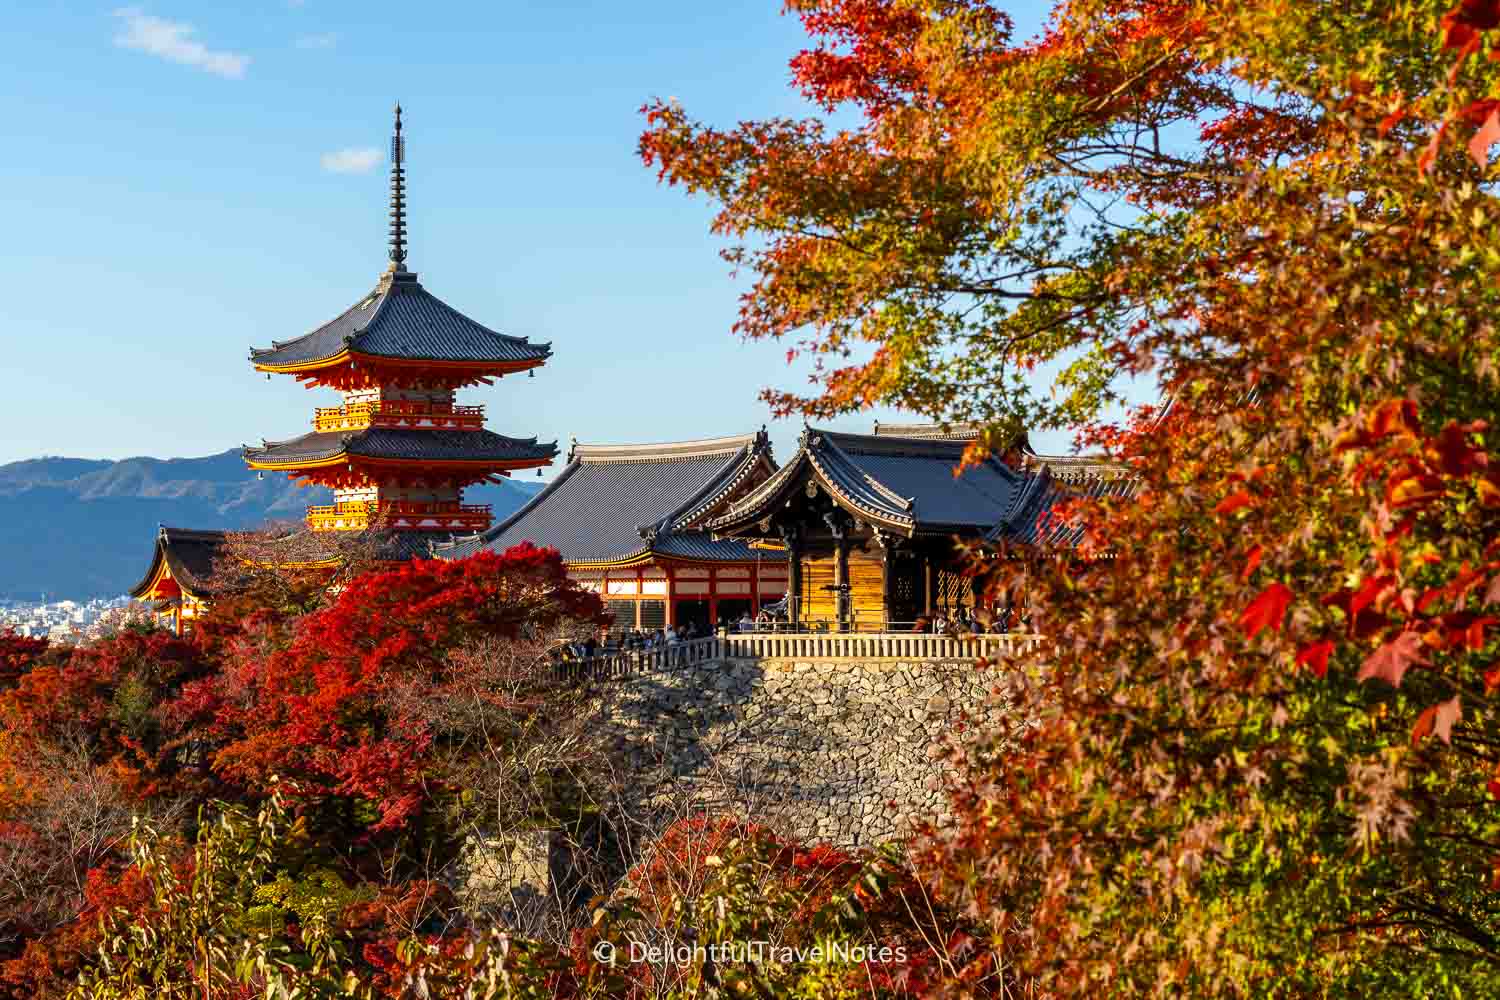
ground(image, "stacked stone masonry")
xmin=592 ymin=651 xmax=1017 ymax=847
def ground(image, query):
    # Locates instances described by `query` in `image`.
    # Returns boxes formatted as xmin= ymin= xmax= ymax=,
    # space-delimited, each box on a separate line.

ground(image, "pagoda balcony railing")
xmin=312 ymin=400 xmax=485 ymax=432
xmin=306 ymin=500 xmax=492 ymax=533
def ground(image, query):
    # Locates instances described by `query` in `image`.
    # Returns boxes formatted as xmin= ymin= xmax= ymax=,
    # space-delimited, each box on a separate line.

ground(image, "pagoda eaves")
xmin=250 ymin=270 xmax=551 ymax=390
xmin=245 ymin=427 xmax=555 ymax=474
xmin=242 ymin=104 xmax=556 ymax=542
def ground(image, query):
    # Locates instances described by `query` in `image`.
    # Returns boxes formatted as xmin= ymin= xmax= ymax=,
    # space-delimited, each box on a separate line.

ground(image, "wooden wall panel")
xmin=797 ymin=551 xmax=888 ymax=628
xmin=799 ymin=555 xmax=838 ymax=624
xmin=848 ymin=550 xmax=885 ymax=628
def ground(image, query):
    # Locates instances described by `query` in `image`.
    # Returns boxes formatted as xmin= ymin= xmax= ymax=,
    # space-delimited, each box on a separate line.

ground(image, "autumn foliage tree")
xmin=0 ymin=545 xmax=607 ymax=997
xmin=583 ymin=815 xmax=985 ymax=997
xmin=209 ymin=542 xmax=606 ymax=833
xmin=644 ymin=0 xmax=1500 ymax=993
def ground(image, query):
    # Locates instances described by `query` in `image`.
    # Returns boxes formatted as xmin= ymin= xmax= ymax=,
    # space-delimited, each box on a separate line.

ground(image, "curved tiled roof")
xmin=993 ymin=453 xmax=1140 ymax=548
xmin=249 ymin=270 xmax=551 ymax=369
xmin=129 ymin=526 xmax=226 ymax=599
xmin=243 ymin=428 xmax=557 ymax=468
xmin=439 ymin=433 xmax=779 ymax=565
xmin=710 ymin=428 xmax=1028 ymax=538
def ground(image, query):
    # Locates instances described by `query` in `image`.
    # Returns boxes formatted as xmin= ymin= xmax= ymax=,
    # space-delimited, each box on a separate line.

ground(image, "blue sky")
xmin=0 ymin=1 xmax=1055 ymax=471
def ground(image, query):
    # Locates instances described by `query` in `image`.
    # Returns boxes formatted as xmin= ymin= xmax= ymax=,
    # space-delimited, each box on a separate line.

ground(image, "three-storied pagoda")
xmin=243 ymin=106 xmax=557 ymax=545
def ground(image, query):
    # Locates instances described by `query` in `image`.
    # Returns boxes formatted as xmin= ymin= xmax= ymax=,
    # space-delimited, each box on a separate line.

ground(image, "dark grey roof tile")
xmin=243 ymin=428 xmax=557 ymax=467
xmin=129 ymin=526 xmax=226 ymax=598
xmin=249 ymin=272 xmax=550 ymax=368
xmin=440 ymin=435 xmax=773 ymax=564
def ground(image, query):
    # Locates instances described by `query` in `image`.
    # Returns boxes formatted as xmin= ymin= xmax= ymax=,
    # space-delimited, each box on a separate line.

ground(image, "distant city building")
xmin=0 ymin=595 xmax=144 ymax=645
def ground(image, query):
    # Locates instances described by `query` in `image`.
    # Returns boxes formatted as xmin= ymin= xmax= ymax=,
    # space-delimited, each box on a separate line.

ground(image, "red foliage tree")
xmin=211 ymin=543 xmax=606 ymax=832
xmin=0 ymin=631 xmax=48 ymax=692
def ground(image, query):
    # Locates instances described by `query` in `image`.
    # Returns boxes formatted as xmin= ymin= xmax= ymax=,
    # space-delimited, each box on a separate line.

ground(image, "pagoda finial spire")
xmin=388 ymin=102 xmax=408 ymax=272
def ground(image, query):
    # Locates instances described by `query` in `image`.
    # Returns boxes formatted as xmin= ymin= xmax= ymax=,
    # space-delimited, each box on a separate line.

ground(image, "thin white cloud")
xmin=321 ymin=147 xmax=382 ymax=174
xmin=294 ymin=33 xmax=337 ymax=50
xmin=112 ymin=8 xmax=250 ymax=79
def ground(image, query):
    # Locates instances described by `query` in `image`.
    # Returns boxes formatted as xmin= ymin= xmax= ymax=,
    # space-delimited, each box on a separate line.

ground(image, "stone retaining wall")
xmin=594 ymin=654 xmax=1014 ymax=846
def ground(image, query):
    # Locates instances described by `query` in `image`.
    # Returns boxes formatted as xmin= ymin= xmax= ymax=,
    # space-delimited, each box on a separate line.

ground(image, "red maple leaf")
xmin=1442 ymin=1 xmax=1500 ymax=53
xmin=1295 ymin=639 xmax=1336 ymax=678
xmin=1241 ymin=583 xmax=1294 ymax=638
xmin=1358 ymin=631 xmax=1429 ymax=687
xmin=1240 ymin=544 xmax=1264 ymax=581
xmin=1367 ymin=398 xmax=1420 ymax=438
xmin=1470 ymin=109 xmax=1500 ymax=167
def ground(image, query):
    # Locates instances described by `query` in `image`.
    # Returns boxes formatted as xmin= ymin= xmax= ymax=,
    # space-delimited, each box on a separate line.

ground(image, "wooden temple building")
xmin=439 ymin=433 xmax=786 ymax=632
xmin=243 ymin=105 xmax=557 ymax=553
xmin=703 ymin=426 xmax=1057 ymax=631
xmin=128 ymin=527 xmax=226 ymax=635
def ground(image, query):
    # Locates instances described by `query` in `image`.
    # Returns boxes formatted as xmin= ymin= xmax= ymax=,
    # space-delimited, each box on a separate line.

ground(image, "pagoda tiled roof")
xmin=439 ymin=432 xmax=780 ymax=565
xmin=249 ymin=270 xmax=551 ymax=369
xmin=243 ymin=428 xmax=557 ymax=467
xmin=709 ymin=428 xmax=1030 ymax=538
xmin=129 ymin=526 xmax=226 ymax=599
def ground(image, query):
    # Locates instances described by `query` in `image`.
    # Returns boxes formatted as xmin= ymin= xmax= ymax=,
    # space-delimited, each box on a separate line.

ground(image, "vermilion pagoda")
xmin=243 ymin=105 xmax=557 ymax=543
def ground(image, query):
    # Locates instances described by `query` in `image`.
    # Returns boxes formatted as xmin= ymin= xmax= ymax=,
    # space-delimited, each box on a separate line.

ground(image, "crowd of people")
xmin=559 ymin=618 xmax=727 ymax=661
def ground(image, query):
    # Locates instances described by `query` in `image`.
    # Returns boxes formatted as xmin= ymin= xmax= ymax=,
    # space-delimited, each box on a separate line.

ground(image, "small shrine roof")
xmin=129 ymin=526 xmax=226 ymax=599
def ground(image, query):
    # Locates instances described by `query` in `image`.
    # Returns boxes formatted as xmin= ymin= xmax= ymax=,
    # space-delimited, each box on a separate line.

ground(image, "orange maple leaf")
xmin=1215 ymin=491 xmax=1254 ymax=515
xmin=1411 ymin=696 xmax=1462 ymax=745
xmin=1471 ymin=109 xmax=1500 ymax=167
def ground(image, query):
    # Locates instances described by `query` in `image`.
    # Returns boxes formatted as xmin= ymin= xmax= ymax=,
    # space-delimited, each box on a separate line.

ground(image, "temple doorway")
xmin=674 ymin=599 xmax=711 ymax=631
xmin=716 ymin=598 xmax=753 ymax=629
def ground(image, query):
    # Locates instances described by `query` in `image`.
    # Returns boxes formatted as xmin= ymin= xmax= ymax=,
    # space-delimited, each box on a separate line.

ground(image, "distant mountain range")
xmin=0 ymin=450 xmax=542 ymax=600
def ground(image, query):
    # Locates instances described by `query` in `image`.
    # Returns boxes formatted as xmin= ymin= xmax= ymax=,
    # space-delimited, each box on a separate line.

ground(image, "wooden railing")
xmin=555 ymin=635 xmax=725 ymax=682
xmin=306 ymin=500 xmax=492 ymax=532
xmin=554 ymin=631 xmax=1040 ymax=683
xmin=313 ymin=400 xmax=486 ymax=432
xmin=720 ymin=631 xmax=1040 ymax=661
